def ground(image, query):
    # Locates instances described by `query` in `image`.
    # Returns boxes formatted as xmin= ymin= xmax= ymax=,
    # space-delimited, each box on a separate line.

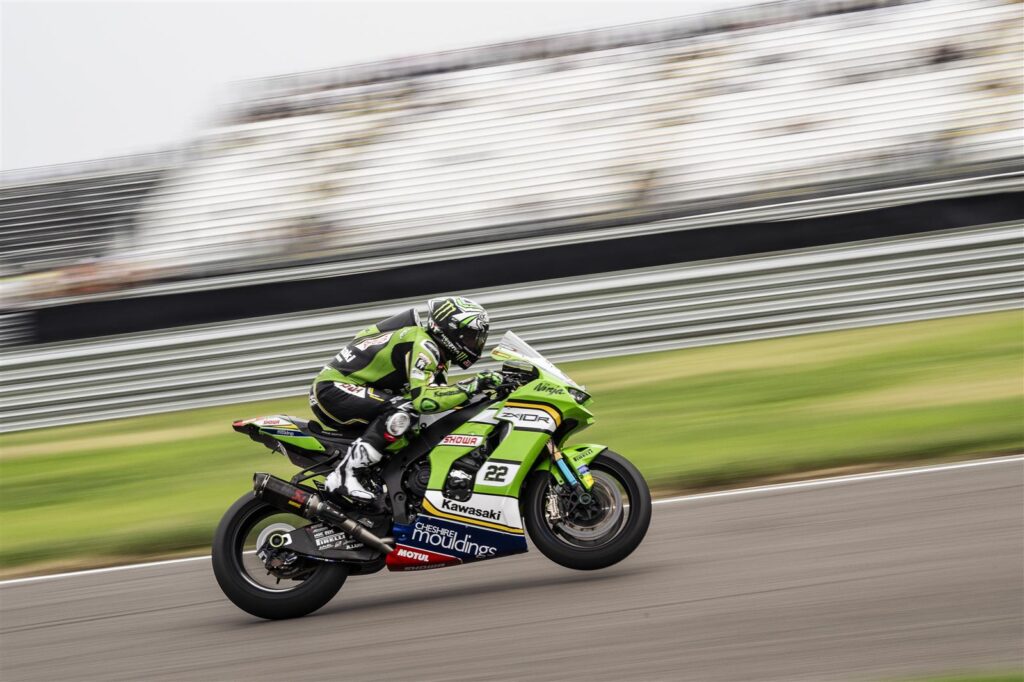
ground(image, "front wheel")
xmin=212 ymin=493 xmax=348 ymax=619
xmin=523 ymin=450 xmax=651 ymax=570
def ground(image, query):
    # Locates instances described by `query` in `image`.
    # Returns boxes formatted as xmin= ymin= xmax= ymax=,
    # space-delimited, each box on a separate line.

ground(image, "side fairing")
xmin=387 ymin=380 xmax=594 ymax=571
xmin=388 ymin=406 xmax=529 ymax=570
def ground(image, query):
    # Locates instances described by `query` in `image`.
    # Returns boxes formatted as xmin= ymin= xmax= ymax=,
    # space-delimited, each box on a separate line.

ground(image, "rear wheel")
xmin=212 ymin=494 xmax=348 ymax=619
xmin=523 ymin=450 xmax=651 ymax=570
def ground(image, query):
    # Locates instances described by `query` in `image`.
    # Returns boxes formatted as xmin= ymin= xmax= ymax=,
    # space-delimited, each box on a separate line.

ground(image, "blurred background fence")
xmin=2 ymin=0 xmax=1021 ymax=307
xmin=3 ymin=220 xmax=1019 ymax=432
xmin=1 ymin=0 xmax=1022 ymax=432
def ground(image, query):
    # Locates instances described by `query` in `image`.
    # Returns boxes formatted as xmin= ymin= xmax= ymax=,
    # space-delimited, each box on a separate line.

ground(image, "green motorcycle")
xmin=212 ymin=331 xmax=651 ymax=619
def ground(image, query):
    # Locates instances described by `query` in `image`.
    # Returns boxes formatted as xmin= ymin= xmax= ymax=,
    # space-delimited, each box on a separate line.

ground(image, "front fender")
xmin=533 ymin=444 xmax=608 ymax=488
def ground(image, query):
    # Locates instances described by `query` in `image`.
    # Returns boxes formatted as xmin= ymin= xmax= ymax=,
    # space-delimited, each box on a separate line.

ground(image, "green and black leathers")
xmin=310 ymin=309 xmax=476 ymax=429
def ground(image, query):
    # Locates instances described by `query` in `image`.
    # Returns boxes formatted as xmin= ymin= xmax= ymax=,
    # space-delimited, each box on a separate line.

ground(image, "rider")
xmin=311 ymin=296 xmax=500 ymax=502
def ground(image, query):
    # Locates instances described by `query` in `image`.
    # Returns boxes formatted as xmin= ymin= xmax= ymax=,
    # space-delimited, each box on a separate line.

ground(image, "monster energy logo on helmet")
xmin=427 ymin=296 xmax=490 ymax=370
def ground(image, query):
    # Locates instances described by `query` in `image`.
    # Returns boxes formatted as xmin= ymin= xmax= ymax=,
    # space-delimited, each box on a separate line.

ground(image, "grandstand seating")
xmin=2 ymin=0 xmax=1021 ymax=299
xmin=1 ymin=164 xmax=164 ymax=275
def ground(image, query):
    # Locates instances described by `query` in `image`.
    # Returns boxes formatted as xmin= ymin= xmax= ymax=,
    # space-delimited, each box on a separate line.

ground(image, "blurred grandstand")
xmin=1 ymin=0 xmax=1021 ymax=327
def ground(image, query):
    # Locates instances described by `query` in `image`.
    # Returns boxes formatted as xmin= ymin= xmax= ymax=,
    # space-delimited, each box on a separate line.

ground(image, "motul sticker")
xmin=385 ymin=544 xmax=460 ymax=571
xmin=440 ymin=434 xmax=484 ymax=447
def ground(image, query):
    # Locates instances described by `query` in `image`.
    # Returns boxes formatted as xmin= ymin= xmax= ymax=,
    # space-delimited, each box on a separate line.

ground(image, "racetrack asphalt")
xmin=2 ymin=458 xmax=1022 ymax=682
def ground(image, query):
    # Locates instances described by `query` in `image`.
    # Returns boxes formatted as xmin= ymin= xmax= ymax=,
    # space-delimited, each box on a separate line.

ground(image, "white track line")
xmin=0 ymin=555 xmax=212 ymax=587
xmin=652 ymin=454 xmax=1024 ymax=505
xmin=2 ymin=454 xmax=1021 ymax=588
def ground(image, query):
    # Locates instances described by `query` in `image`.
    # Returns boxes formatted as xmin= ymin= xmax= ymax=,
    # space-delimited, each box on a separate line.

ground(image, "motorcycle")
xmin=212 ymin=331 xmax=651 ymax=619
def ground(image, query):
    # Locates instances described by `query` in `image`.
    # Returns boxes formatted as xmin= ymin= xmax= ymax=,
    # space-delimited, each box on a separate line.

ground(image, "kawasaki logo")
xmin=441 ymin=498 xmax=501 ymax=521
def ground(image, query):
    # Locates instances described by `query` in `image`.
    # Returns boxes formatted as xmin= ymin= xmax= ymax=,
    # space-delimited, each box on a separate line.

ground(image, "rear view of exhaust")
xmin=252 ymin=473 xmax=394 ymax=554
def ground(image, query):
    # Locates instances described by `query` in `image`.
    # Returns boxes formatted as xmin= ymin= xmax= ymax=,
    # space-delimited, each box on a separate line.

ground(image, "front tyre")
xmin=212 ymin=493 xmax=348 ymax=620
xmin=523 ymin=450 xmax=651 ymax=570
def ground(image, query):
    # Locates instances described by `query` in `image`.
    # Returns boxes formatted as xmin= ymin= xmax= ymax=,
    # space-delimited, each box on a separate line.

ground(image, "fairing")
xmin=388 ymin=334 xmax=600 ymax=571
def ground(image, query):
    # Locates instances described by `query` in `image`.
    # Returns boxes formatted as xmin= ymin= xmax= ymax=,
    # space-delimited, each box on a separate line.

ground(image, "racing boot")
xmin=325 ymin=438 xmax=383 ymax=503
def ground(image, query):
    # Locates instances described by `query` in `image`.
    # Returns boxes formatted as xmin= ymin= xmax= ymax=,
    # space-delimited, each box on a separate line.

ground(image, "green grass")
xmin=1 ymin=310 xmax=1021 ymax=571
xmin=892 ymin=674 xmax=1023 ymax=682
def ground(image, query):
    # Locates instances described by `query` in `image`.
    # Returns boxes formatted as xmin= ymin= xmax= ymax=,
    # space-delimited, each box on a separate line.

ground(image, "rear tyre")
xmin=523 ymin=450 xmax=651 ymax=570
xmin=212 ymin=493 xmax=348 ymax=619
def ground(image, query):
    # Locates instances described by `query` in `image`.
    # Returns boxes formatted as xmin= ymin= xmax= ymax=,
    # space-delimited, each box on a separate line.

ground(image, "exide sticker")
xmin=440 ymin=434 xmax=484 ymax=447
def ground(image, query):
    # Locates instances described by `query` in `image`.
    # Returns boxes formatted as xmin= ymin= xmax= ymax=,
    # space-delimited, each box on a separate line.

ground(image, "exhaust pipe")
xmin=253 ymin=473 xmax=394 ymax=555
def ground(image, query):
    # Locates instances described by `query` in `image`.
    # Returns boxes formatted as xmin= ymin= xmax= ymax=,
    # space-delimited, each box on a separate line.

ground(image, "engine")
xmin=403 ymin=459 xmax=431 ymax=500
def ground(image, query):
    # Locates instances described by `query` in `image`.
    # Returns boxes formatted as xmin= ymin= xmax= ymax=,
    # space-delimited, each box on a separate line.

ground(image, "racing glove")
xmin=456 ymin=370 xmax=503 ymax=396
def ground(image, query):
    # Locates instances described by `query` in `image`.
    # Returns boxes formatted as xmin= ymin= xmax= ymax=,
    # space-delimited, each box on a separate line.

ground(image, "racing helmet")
xmin=426 ymin=296 xmax=490 ymax=369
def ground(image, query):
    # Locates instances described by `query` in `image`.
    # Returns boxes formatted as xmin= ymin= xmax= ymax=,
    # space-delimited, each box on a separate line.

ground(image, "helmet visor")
xmin=455 ymin=325 xmax=488 ymax=367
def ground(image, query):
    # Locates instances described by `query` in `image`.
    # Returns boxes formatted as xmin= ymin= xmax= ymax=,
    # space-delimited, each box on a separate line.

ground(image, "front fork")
xmin=546 ymin=441 xmax=602 ymax=505
xmin=539 ymin=442 xmax=608 ymax=525
xmin=547 ymin=442 xmax=592 ymax=489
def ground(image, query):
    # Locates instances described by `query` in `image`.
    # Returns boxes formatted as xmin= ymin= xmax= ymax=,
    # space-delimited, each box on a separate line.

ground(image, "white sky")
xmin=1 ymin=0 xmax=748 ymax=171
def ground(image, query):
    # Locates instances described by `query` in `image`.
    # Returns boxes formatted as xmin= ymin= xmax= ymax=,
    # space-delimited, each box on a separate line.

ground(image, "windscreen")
xmin=490 ymin=331 xmax=581 ymax=389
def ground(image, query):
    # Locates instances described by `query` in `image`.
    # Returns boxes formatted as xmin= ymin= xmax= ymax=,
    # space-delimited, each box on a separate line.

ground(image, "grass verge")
xmin=892 ymin=674 xmax=1024 ymax=682
xmin=1 ymin=310 xmax=1021 ymax=573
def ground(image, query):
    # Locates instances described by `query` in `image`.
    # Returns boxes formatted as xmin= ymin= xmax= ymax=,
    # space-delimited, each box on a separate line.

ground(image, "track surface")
xmin=2 ymin=460 xmax=1022 ymax=682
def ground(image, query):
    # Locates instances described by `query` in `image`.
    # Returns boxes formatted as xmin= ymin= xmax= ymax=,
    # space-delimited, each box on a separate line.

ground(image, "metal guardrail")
xmin=1 ymin=222 xmax=1021 ymax=432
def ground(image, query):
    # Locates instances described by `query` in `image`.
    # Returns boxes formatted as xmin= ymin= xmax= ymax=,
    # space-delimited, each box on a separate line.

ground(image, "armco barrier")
xmin=1 ymin=221 xmax=1021 ymax=432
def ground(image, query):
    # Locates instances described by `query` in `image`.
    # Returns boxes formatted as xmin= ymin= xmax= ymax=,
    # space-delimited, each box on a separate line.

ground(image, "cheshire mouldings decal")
xmin=421 ymin=490 xmax=524 ymax=534
xmin=386 ymin=515 xmax=528 ymax=571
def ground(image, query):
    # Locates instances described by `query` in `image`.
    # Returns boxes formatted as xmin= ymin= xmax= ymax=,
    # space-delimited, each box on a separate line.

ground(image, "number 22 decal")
xmin=482 ymin=465 xmax=509 ymax=482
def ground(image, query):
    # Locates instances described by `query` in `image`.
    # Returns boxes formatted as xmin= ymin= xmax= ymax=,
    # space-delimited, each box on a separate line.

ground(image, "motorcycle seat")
xmin=307 ymin=420 xmax=358 ymax=447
